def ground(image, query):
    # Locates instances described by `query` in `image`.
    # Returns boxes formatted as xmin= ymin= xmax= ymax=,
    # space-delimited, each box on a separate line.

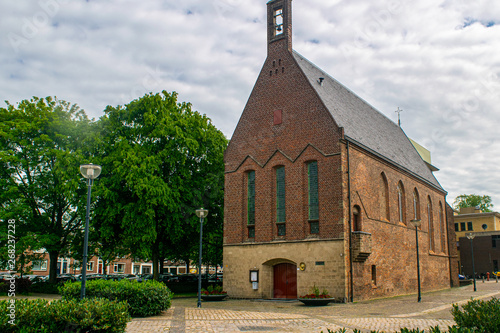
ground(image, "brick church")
xmin=223 ymin=0 xmax=458 ymax=301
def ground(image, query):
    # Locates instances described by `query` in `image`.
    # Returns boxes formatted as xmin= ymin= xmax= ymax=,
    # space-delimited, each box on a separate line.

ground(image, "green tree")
xmin=94 ymin=91 xmax=227 ymax=280
xmin=453 ymin=194 xmax=494 ymax=213
xmin=0 ymin=97 xmax=93 ymax=282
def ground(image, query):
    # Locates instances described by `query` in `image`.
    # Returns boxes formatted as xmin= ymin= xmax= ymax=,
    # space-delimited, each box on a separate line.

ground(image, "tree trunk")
xmin=159 ymin=257 xmax=164 ymax=275
xmin=48 ymin=251 xmax=59 ymax=284
xmin=152 ymin=238 xmax=160 ymax=281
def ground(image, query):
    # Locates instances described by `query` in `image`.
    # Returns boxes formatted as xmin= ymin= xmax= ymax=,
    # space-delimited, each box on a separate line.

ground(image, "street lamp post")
xmin=195 ymin=208 xmax=208 ymax=308
xmin=79 ymin=164 xmax=102 ymax=299
xmin=467 ymin=233 xmax=477 ymax=292
xmin=410 ymin=219 xmax=422 ymax=302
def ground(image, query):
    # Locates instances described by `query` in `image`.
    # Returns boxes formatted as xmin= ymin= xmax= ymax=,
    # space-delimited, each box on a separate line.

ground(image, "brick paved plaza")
xmin=125 ymin=281 xmax=500 ymax=332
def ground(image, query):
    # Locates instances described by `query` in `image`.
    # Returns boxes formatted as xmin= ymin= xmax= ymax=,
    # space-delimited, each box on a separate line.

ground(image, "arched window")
xmin=413 ymin=189 xmax=420 ymax=221
xmin=307 ymin=161 xmax=319 ymax=234
xmin=380 ymin=173 xmax=390 ymax=220
xmin=439 ymin=202 xmax=446 ymax=253
xmin=397 ymin=181 xmax=406 ymax=224
xmin=428 ymin=196 xmax=435 ymax=252
xmin=247 ymin=170 xmax=256 ymax=238
xmin=276 ymin=166 xmax=286 ymax=236
xmin=353 ymin=205 xmax=361 ymax=231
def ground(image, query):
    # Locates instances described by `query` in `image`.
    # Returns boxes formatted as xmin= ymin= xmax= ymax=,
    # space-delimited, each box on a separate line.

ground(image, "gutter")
xmin=347 ymin=140 xmax=354 ymax=302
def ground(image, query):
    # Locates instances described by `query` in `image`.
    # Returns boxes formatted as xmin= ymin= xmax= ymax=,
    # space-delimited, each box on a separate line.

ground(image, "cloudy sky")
xmin=1 ymin=0 xmax=499 ymax=208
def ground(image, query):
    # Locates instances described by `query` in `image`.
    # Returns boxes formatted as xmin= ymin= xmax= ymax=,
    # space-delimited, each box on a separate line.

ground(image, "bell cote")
xmin=267 ymin=0 xmax=292 ymax=54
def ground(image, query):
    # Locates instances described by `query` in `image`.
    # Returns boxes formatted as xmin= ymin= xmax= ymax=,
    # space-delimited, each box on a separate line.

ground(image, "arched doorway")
xmin=273 ymin=263 xmax=297 ymax=298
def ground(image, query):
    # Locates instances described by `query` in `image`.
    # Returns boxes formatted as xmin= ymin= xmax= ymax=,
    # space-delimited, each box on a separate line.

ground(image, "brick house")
xmin=223 ymin=0 xmax=458 ymax=301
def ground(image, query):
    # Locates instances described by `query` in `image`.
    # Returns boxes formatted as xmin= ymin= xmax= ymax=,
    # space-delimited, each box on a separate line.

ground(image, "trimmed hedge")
xmin=59 ymin=279 xmax=173 ymax=317
xmin=323 ymin=297 xmax=500 ymax=332
xmin=452 ymin=297 xmax=500 ymax=332
xmin=0 ymin=278 xmax=32 ymax=295
xmin=0 ymin=298 xmax=130 ymax=333
xmin=30 ymin=281 xmax=61 ymax=294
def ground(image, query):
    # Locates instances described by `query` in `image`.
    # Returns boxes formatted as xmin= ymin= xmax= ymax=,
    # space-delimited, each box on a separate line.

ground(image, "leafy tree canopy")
xmin=0 ymin=97 xmax=93 ymax=282
xmin=93 ymin=91 xmax=227 ymax=279
xmin=453 ymin=194 xmax=494 ymax=213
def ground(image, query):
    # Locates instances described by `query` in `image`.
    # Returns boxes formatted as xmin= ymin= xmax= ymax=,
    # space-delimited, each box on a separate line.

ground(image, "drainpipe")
xmin=347 ymin=140 xmax=354 ymax=302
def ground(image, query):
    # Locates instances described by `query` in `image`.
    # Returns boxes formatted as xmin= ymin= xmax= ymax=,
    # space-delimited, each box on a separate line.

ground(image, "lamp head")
xmin=466 ymin=233 xmax=475 ymax=240
xmin=80 ymin=164 xmax=102 ymax=180
xmin=410 ymin=219 xmax=421 ymax=228
xmin=195 ymin=208 xmax=208 ymax=218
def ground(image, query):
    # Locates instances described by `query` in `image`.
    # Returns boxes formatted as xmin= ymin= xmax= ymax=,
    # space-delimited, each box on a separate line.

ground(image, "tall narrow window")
xmin=276 ymin=166 xmax=286 ymax=236
xmin=397 ymin=182 xmax=405 ymax=224
xmin=274 ymin=8 xmax=283 ymax=36
xmin=276 ymin=166 xmax=286 ymax=223
xmin=308 ymin=161 xmax=319 ymax=221
xmin=439 ymin=202 xmax=446 ymax=253
xmin=413 ymin=189 xmax=420 ymax=221
xmin=247 ymin=170 xmax=255 ymax=226
xmin=428 ymin=197 xmax=435 ymax=252
xmin=380 ymin=173 xmax=390 ymax=220
xmin=353 ymin=205 xmax=361 ymax=231
xmin=371 ymin=265 xmax=377 ymax=285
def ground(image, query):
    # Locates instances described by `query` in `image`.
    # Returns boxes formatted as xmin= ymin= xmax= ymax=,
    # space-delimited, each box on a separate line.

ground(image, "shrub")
xmin=0 ymin=277 xmax=32 ymax=295
xmin=452 ymin=297 xmax=500 ymax=332
xmin=30 ymin=281 xmax=60 ymax=294
xmin=0 ymin=298 xmax=130 ymax=333
xmin=201 ymin=285 xmax=227 ymax=295
xmin=300 ymin=284 xmax=332 ymax=299
xmin=60 ymin=279 xmax=173 ymax=317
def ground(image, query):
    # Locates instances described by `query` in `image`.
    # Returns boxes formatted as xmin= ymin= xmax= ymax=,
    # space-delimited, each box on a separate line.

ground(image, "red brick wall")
xmin=224 ymin=47 xmax=344 ymax=245
xmin=346 ymin=145 xmax=452 ymax=299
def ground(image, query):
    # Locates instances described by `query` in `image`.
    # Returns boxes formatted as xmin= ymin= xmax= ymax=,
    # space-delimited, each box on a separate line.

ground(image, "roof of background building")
xmin=293 ymin=50 xmax=444 ymax=191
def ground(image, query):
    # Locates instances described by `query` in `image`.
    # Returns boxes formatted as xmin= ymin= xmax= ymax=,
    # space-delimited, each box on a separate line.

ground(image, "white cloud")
xmin=1 ymin=0 xmax=499 ymax=208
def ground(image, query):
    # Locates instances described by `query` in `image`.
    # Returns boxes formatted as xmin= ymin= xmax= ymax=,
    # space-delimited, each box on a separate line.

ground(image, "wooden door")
xmin=273 ymin=263 xmax=297 ymax=298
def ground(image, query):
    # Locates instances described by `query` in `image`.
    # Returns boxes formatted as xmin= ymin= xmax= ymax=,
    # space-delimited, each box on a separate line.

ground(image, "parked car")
xmin=208 ymin=273 xmax=223 ymax=283
xmin=56 ymin=274 xmax=76 ymax=283
xmin=176 ymin=274 xmax=198 ymax=283
xmin=159 ymin=273 xmax=179 ymax=283
xmin=106 ymin=273 xmax=141 ymax=281
xmin=85 ymin=274 xmax=108 ymax=281
xmin=24 ymin=275 xmax=48 ymax=283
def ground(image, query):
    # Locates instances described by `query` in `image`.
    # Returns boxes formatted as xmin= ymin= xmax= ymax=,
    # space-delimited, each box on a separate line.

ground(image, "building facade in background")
xmin=223 ymin=0 xmax=458 ymax=301
xmin=455 ymin=206 xmax=500 ymax=276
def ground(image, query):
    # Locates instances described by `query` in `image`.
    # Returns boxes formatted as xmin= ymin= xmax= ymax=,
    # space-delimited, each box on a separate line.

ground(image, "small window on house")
xmin=277 ymin=223 xmax=286 ymax=236
xmin=248 ymin=226 xmax=255 ymax=238
xmin=310 ymin=221 xmax=319 ymax=234
xmin=467 ymin=222 xmax=473 ymax=231
xmin=460 ymin=222 xmax=465 ymax=231
xmin=492 ymin=235 xmax=500 ymax=248
xmin=274 ymin=8 xmax=283 ymax=36
xmin=114 ymin=263 xmax=125 ymax=273
xmin=454 ymin=223 xmax=459 ymax=232
xmin=87 ymin=262 xmax=94 ymax=272
xmin=32 ymin=260 xmax=48 ymax=271
xmin=371 ymin=265 xmax=377 ymax=285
